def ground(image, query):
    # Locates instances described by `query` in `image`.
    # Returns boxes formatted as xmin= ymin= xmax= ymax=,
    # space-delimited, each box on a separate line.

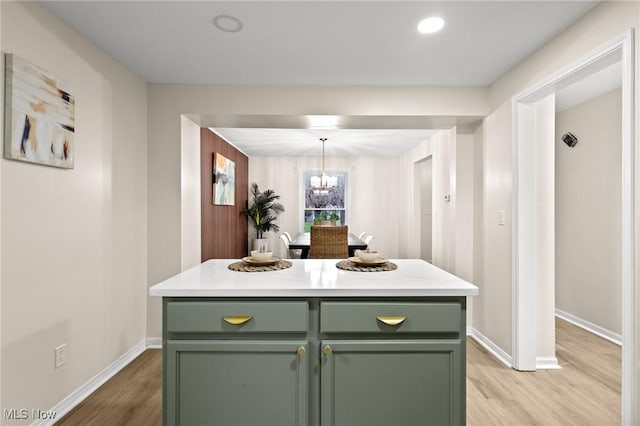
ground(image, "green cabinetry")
xmin=166 ymin=340 xmax=308 ymax=426
xmin=320 ymin=340 xmax=461 ymax=426
xmin=162 ymin=297 xmax=467 ymax=426
xmin=319 ymin=301 xmax=464 ymax=426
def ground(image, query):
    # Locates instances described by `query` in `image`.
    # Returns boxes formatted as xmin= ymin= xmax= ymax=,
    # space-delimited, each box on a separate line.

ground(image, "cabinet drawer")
xmin=320 ymin=302 xmax=460 ymax=334
xmin=167 ymin=301 xmax=308 ymax=333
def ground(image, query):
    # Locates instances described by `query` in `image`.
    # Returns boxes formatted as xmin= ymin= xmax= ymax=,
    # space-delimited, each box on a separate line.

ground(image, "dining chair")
xmin=283 ymin=231 xmax=293 ymax=243
xmin=279 ymin=234 xmax=291 ymax=259
xmin=309 ymin=225 xmax=348 ymax=259
xmin=363 ymin=234 xmax=375 ymax=247
xmin=280 ymin=233 xmax=301 ymax=259
xmin=358 ymin=232 xmax=367 ymax=240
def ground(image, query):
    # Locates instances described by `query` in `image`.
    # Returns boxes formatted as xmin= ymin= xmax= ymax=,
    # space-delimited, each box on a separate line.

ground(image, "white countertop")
xmin=149 ymin=259 xmax=479 ymax=297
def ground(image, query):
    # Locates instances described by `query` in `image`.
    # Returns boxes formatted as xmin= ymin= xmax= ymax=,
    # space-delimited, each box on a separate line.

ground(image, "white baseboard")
xmin=536 ymin=356 xmax=561 ymax=370
xmin=32 ymin=340 xmax=149 ymax=426
xmin=468 ymin=327 xmax=513 ymax=368
xmin=145 ymin=337 xmax=162 ymax=348
xmin=555 ymin=309 xmax=622 ymax=346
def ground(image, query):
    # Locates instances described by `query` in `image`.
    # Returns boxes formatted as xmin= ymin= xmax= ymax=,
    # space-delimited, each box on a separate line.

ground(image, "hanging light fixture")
xmin=309 ymin=137 xmax=338 ymax=194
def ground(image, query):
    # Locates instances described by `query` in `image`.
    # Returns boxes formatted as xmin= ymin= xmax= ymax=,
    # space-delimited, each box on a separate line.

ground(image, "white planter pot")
xmin=252 ymin=238 xmax=268 ymax=252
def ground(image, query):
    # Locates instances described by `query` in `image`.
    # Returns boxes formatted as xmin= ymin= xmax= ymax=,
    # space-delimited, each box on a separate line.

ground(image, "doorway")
xmin=512 ymin=30 xmax=635 ymax=423
xmin=555 ymin=79 xmax=623 ymax=345
xmin=415 ymin=157 xmax=433 ymax=262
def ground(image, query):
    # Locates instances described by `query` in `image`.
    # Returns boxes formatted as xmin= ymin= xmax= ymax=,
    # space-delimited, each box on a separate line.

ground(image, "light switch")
xmin=497 ymin=210 xmax=505 ymax=226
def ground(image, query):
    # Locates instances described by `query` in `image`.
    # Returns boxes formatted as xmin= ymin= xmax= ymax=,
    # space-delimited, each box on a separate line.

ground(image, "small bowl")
xmin=357 ymin=250 xmax=380 ymax=263
xmin=251 ymin=250 xmax=273 ymax=261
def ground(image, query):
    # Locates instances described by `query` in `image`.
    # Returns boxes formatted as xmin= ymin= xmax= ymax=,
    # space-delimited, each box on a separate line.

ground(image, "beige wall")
xmin=555 ymin=88 xmax=622 ymax=335
xmin=1 ymin=2 xmax=147 ymax=421
xmin=431 ymin=129 xmax=457 ymax=271
xmin=475 ymin=102 xmax=514 ymax=354
xmin=455 ymin=133 xmax=475 ymax=283
xmin=147 ymin=85 xmax=488 ymax=338
xmin=476 ymin=1 xmax=639 ymax=362
xmin=248 ymin=156 xmax=403 ymax=260
xmin=180 ymin=116 xmax=201 ymax=270
xmin=246 ymin=127 xmax=475 ymax=273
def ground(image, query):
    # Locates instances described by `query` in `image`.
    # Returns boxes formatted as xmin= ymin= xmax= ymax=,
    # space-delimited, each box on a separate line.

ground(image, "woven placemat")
xmin=228 ymin=260 xmax=293 ymax=272
xmin=336 ymin=259 xmax=398 ymax=272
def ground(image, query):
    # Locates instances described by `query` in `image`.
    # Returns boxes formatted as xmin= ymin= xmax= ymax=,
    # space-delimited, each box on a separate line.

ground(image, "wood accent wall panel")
xmin=200 ymin=129 xmax=249 ymax=261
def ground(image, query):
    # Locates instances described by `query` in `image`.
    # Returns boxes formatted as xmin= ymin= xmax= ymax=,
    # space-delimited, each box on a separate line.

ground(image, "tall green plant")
xmin=241 ymin=182 xmax=285 ymax=239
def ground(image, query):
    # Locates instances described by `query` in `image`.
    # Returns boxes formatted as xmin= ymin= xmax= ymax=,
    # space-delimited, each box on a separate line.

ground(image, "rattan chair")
xmin=309 ymin=225 xmax=348 ymax=259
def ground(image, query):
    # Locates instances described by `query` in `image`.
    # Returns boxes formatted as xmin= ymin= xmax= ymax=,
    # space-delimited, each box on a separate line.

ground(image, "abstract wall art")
xmin=213 ymin=152 xmax=235 ymax=205
xmin=4 ymin=54 xmax=75 ymax=168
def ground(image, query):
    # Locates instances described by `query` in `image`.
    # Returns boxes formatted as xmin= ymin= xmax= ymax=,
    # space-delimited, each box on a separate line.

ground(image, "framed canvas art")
xmin=213 ymin=152 xmax=235 ymax=205
xmin=4 ymin=54 xmax=75 ymax=168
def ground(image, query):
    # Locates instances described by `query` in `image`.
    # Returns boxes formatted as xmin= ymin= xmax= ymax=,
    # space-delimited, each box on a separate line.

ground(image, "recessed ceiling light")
xmin=308 ymin=115 xmax=340 ymax=129
xmin=417 ymin=17 xmax=445 ymax=34
xmin=212 ymin=15 xmax=243 ymax=33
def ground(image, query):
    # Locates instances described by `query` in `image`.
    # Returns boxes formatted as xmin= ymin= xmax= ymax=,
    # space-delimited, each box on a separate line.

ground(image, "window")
xmin=302 ymin=171 xmax=347 ymax=232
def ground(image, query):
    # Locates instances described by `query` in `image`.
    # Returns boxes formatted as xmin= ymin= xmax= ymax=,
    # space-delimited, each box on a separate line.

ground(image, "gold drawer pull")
xmin=323 ymin=345 xmax=333 ymax=356
xmin=376 ymin=315 xmax=406 ymax=326
xmin=223 ymin=315 xmax=253 ymax=325
xmin=297 ymin=346 xmax=306 ymax=357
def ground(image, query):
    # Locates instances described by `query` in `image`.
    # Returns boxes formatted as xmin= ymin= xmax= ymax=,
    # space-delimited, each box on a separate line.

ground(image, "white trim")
xmin=468 ymin=327 xmax=513 ymax=369
xmin=145 ymin=337 xmax=162 ymax=348
xmin=556 ymin=309 xmax=623 ymax=346
xmin=512 ymin=29 xmax=636 ymax=424
xmin=511 ymin=100 xmax=538 ymax=371
xmin=536 ymin=356 xmax=562 ymax=370
xmin=31 ymin=341 xmax=147 ymax=426
xmin=618 ymin=28 xmax=636 ymax=426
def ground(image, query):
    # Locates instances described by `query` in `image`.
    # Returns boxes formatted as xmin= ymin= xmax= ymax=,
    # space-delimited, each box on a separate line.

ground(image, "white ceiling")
xmin=38 ymin=0 xmax=600 ymax=156
xmin=212 ymin=128 xmax=441 ymax=157
xmin=39 ymin=1 xmax=596 ymax=86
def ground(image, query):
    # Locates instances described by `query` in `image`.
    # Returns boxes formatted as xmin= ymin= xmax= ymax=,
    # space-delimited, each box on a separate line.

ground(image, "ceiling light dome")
xmin=212 ymin=15 xmax=244 ymax=33
xmin=417 ymin=17 xmax=445 ymax=34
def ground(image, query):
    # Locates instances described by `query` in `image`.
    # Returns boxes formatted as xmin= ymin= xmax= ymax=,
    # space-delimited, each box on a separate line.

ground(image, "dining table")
xmin=289 ymin=232 xmax=368 ymax=259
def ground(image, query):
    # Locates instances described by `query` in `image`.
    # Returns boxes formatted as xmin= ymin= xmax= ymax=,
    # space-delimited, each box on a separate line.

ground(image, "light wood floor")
xmin=468 ymin=318 xmax=620 ymax=425
xmin=56 ymin=349 xmax=162 ymax=426
xmin=57 ymin=318 xmax=620 ymax=425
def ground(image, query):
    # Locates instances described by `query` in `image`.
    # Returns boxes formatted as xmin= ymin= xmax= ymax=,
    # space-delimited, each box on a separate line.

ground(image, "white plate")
xmin=241 ymin=256 xmax=279 ymax=266
xmin=348 ymin=256 xmax=387 ymax=266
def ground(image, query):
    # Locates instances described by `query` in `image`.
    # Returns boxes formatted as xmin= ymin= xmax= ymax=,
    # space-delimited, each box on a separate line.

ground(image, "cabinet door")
xmin=166 ymin=340 xmax=309 ymax=426
xmin=321 ymin=340 xmax=462 ymax=426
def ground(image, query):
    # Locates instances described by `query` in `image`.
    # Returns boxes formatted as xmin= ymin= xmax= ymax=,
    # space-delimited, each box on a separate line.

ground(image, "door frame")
xmin=512 ymin=29 xmax=635 ymax=423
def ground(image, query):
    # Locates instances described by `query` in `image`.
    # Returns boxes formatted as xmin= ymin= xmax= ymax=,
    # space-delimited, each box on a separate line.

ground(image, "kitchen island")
xmin=150 ymin=259 xmax=478 ymax=426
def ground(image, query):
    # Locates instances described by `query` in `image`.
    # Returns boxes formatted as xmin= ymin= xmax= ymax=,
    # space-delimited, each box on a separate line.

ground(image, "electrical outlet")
xmin=497 ymin=210 xmax=505 ymax=226
xmin=54 ymin=344 xmax=67 ymax=369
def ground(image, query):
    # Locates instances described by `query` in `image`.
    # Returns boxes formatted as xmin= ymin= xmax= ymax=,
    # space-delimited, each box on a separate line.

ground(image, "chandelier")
xmin=309 ymin=137 xmax=338 ymax=194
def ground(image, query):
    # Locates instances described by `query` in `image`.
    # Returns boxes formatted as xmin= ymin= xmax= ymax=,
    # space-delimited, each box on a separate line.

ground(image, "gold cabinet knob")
xmin=222 ymin=315 xmax=253 ymax=325
xmin=297 ymin=346 xmax=306 ymax=357
xmin=376 ymin=315 xmax=406 ymax=326
xmin=323 ymin=345 xmax=333 ymax=356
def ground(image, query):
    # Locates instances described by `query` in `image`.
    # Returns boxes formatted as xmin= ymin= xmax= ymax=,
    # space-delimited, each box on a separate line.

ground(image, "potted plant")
xmin=329 ymin=211 xmax=340 ymax=226
xmin=316 ymin=211 xmax=332 ymax=226
xmin=241 ymin=182 xmax=285 ymax=250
